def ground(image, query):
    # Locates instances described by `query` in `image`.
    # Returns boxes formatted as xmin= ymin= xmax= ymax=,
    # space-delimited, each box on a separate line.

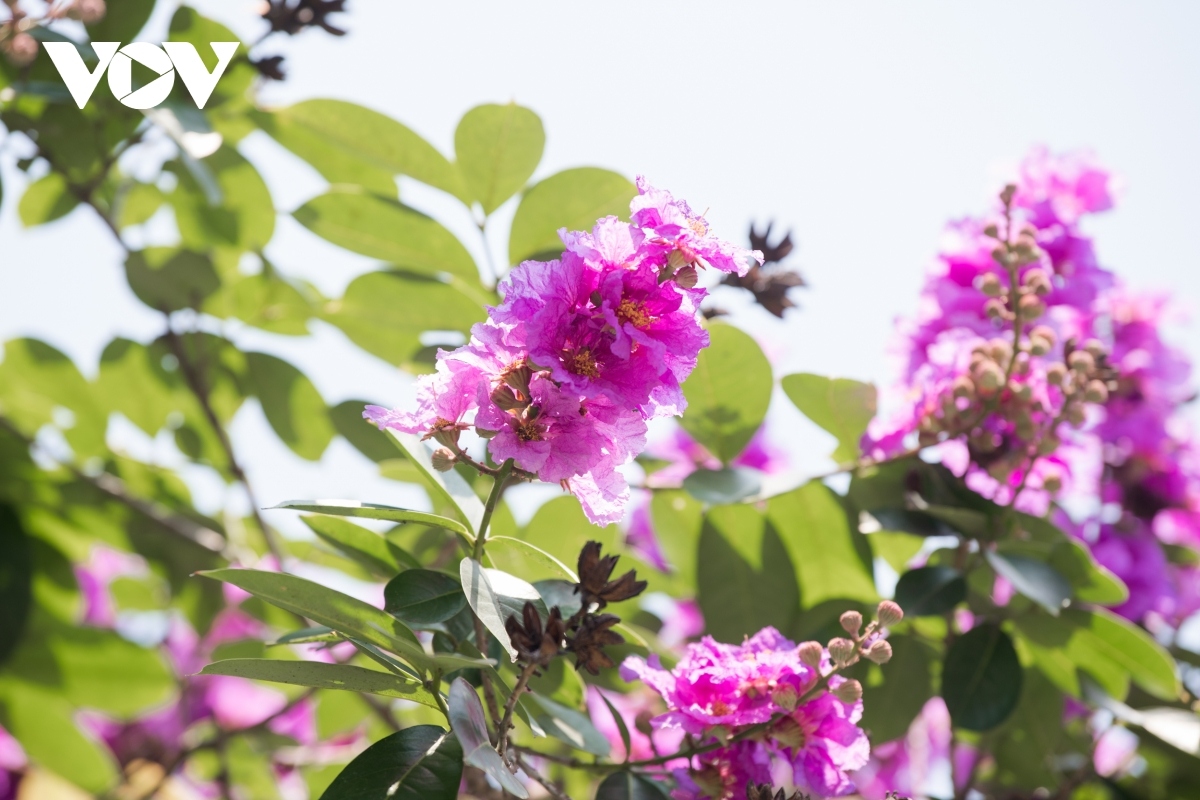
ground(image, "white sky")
xmin=3 ymin=1 xmax=1200 ymax=532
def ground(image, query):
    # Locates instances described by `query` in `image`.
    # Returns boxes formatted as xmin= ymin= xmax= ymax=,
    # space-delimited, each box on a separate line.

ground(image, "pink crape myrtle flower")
xmin=0 ymin=724 xmax=26 ymax=800
xmin=621 ymin=628 xmax=818 ymax=735
xmin=631 ymin=177 xmax=763 ymax=277
xmin=671 ymin=741 xmax=774 ymax=800
xmin=775 ymin=676 xmax=870 ymax=797
xmin=365 ymin=183 xmax=748 ymax=524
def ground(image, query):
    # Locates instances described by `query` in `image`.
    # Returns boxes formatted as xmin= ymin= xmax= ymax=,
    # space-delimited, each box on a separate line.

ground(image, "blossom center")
xmin=688 ymin=217 xmax=709 ymax=237
xmin=617 ymin=299 xmax=652 ymax=329
xmin=567 ymin=347 xmax=601 ymax=379
xmin=515 ymin=420 xmax=544 ymax=442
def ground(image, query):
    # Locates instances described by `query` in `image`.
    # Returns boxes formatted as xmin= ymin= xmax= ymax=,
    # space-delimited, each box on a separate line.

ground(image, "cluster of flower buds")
xmin=799 ymin=601 xmax=902 ymax=709
xmin=505 ymin=541 xmax=646 ymax=675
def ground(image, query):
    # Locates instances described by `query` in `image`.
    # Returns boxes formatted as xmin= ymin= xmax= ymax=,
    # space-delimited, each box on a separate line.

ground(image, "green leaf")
xmin=0 ymin=681 xmax=117 ymax=792
xmin=486 ymin=536 xmax=580 ymax=584
xmin=517 ymin=496 xmax=622 ymax=577
xmin=941 ymin=623 xmax=1023 ymax=731
xmin=118 ymin=182 xmax=165 ymax=228
xmin=508 ymin=167 xmax=636 ymax=263
xmin=595 ymin=772 xmax=670 ymax=800
xmin=170 ymin=145 xmax=275 ymax=252
xmin=991 ymin=669 xmax=1065 ymax=790
xmin=86 ymin=0 xmax=155 ymax=41
xmin=244 ymin=352 xmax=334 ymax=461
xmin=1012 ymin=514 xmax=1129 ymax=605
xmin=534 ymin=579 xmax=583 ymax=619
xmin=318 ymin=725 xmax=462 ymax=800
xmin=124 ymin=247 xmax=221 ymax=312
xmin=330 ymin=399 xmax=398 ymax=462
xmin=680 ymin=324 xmax=773 ymax=463
xmin=18 ymin=171 xmax=78 ymax=226
xmin=198 ymin=569 xmax=432 ymax=672
xmin=781 ymin=373 xmax=877 ymax=463
xmin=261 ymin=99 xmax=468 ymax=200
xmin=1067 ymin=608 xmax=1178 ymax=700
xmin=299 ymin=514 xmax=420 ymax=578
xmin=384 ymin=569 xmax=467 ymax=626
xmin=649 ymin=490 xmax=703 ymax=583
xmin=271 ymin=626 xmax=341 ymax=645
xmin=200 ymin=658 xmax=441 ymax=709
xmin=697 ymin=510 xmax=798 ymax=642
xmin=894 ymin=566 xmax=967 ymax=617
xmin=986 ymin=550 xmax=1070 ymax=615
xmin=455 ymin=102 xmax=545 ymax=214
xmin=460 ymin=559 xmax=545 ymax=661
xmin=0 ymin=506 xmax=32 ymax=666
xmin=385 ymin=430 xmax=486 ymax=534
xmin=766 ymin=481 xmax=878 ymax=608
xmin=524 ymin=692 xmax=611 ymax=756
xmin=449 ymin=678 xmax=529 ymax=797
xmin=682 ymin=467 xmax=762 ymax=505
xmin=278 ymin=500 xmax=471 ymax=538
xmin=206 ymin=269 xmax=316 ymax=336
xmin=860 ymin=634 xmax=937 ymax=741
xmin=295 ymin=190 xmax=479 ymax=281
xmin=597 ymin=692 xmax=632 ymax=761
xmin=324 ymin=270 xmax=485 ymax=368
xmin=0 ymin=338 xmax=106 ymax=459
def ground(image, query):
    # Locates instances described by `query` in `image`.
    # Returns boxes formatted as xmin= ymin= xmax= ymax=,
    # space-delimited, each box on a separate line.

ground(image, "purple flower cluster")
xmin=621 ymin=628 xmax=869 ymax=798
xmin=866 ymin=147 xmax=1120 ymax=514
xmin=366 ymin=179 xmax=760 ymax=524
xmin=871 ymin=147 xmax=1200 ymax=623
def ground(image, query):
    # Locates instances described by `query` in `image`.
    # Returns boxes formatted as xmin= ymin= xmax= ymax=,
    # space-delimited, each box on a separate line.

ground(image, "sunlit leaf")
xmin=299 ymin=514 xmax=420 ymax=578
xmin=894 ymin=566 xmax=967 ymax=617
xmin=861 ymin=634 xmax=937 ymax=741
xmin=681 ymin=324 xmax=772 ymax=463
xmin=455 ymin=103 xmax=544 ymax=215
xmin=201 ymin=658 xmax=441 ymax=709
xmin=384 ymin=569 xmax=466 ymax=625
xmin=781 ymin=373 xmax=877 ymax=463
xmin=245 ymin=352 xmax=334 ymax=461
xmin=18 ymin=171 xmax=78 ymax=226
xmin=508 ymin=167 xmax=635 ymax=263
xmin=294 ymin=189 xmax=479 ymax=281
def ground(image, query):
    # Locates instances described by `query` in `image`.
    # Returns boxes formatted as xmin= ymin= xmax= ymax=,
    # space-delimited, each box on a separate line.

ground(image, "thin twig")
xmin=496 ymin=662 xmax=537 ymax=760
xmin=514 ymin=754 xmax=573 ymax=800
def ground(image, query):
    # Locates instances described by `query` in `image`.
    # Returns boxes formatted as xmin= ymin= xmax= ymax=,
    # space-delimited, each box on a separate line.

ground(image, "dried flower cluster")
xmin=506 ymin=541 xmax=647 ymax=675
xmin=365 ymin=179 xmax=761 ymax=524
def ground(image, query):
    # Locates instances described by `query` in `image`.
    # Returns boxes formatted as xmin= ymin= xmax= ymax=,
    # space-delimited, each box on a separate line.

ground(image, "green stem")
xmin=474 ymin=459 xmax=513 ymax=560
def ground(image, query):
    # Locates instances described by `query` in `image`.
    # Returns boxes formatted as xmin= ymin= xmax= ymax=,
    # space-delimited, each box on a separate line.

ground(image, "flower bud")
xmin=952 ymin=376 xmax=976 ymax=400
xmin=431 ymin=448 xmax=456 ymax=472
xmin=674 ymin=265 xmax=699 ymax=289
xmin=977 ymin=272 xmax=1004 ymax=297
xmin=990 ymin=244 xmax=1009 ymax=265
xmin=827 ymin=637 xmax=857 ymax=667
xmin=864 ymin=639 xmax=894 ymax=664
xmin=1018 ymin=293 xmax=1045 ymax=319
xmin=983 ymin=223 xmax=1000 ymax=239
xmin=1000 ymin=183 xmax=1018 ymax=205
xmin=1031 ymin=325 xmax=1057 ymax=347
xmin=833 ymin=678 xmax=863 ymax=705
xmin=1046 ymin=362 xmax=1068 ymax=386
xmin=1028 ymin=335 xmax=1052 ymax=356
xmin=770 ymin=717 xmax=805 ymax=750
xmin=989 ymin=338 xmax=1013 ymax=365
xmin=798 ymin=640 xmax=824 ymax=668
xmin=984 ymin=298 xmax=1009 ymax=320
xmin=975 ymin=361 xmax=1005 ymax=392
xmin=772 ymin=685 xmax=800 ymax=713
xmin=491 ymin=384 xmax=527 ymax=412
xmin=1066 ymin=403 xmax=1087 ymax=428
xmin=1084 ymin=338 xmax=1107 ymax=358
xmin=1084 ymin=379 xmax=1109 ymax=404
xmin=1010 ymin=380 xmax=1033 ymax=402
xmin=839 ymin=610 xmax=863 ymax=636
xmin=1068 ymin=350 xmax=1095 ymax=374
xmin=3 ymin=32 xmax=37 ymax=66
xmin=1036 ymin=433 xmax=1061 ymax=456
xmin=1042 ymin=471 xmax=1063 ymax=493
xmin=1023 ymin=267 xmax=1052 ymax=296
xmin=67 ymin=0 xmax=106 ymax=23
xmin=876 ymin=600 xmax=904 ymax=627
xmin=667 ymin=249 xmax=689 ymax=270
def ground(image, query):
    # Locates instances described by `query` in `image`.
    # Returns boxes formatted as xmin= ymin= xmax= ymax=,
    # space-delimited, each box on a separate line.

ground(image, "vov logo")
xmin=44 ymin=41 xmax=238 ymax=110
